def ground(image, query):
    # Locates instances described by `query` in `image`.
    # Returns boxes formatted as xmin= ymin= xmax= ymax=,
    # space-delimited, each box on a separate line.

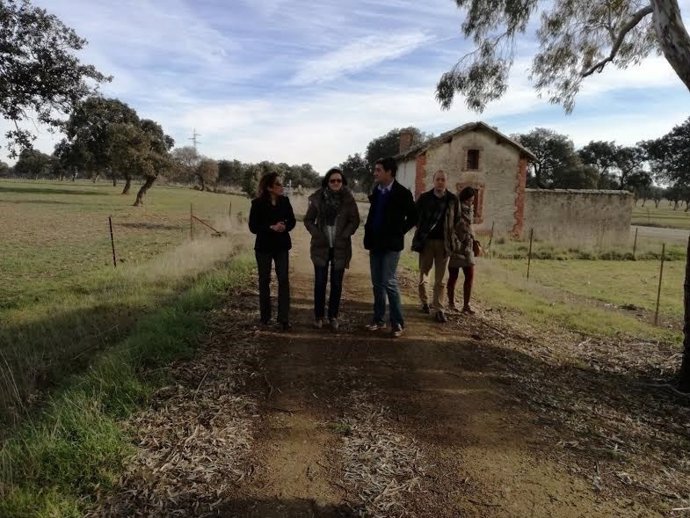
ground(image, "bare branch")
xmin=582 ymin=4 xmax=653 ymax=76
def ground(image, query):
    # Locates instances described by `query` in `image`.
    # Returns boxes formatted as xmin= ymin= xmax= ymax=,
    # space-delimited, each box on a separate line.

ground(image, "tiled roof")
xmin=394 ymin=121 xmax=537 ymax=162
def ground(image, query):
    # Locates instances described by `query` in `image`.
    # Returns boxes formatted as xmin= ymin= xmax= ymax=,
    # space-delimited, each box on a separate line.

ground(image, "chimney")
xmin=399 ymin=129 xmax=414 ymax=154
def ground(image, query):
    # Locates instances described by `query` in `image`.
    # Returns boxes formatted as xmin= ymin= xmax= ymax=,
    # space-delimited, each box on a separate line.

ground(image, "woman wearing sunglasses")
xmin=249 ymin=172 xmax=296 ymax=331
xmin=304 ymin=166 xmax=360 ymax=331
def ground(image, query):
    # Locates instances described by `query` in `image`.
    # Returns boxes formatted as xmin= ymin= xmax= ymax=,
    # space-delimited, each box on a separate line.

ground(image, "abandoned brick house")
xmin=394 ymin=121 xmax=633 ymax=243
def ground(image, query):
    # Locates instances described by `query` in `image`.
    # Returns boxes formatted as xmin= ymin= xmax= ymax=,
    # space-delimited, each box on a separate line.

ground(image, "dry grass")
xmin=459 ymin=308 xmax=690 ymax=512
xmin=86 ymin=308 xmax=261 ymax=517
xmin=338 ymin=389 xmax=426 ymax=517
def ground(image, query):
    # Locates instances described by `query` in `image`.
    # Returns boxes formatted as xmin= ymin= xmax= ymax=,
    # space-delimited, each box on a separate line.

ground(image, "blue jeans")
xmin=314 ymin=250 xmax=345 ymax=320
xmin=369 ymin=250 xmax=404 ymax=327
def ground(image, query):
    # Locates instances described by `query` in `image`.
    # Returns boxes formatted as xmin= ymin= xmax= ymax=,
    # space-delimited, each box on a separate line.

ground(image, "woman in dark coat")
xmin=447 ymin=186 xmax=476 ymax=314
xmin=304 ymin=166 xmax=360 ymax=330
xmin=248 ymin=172 xmax=296 ymax=330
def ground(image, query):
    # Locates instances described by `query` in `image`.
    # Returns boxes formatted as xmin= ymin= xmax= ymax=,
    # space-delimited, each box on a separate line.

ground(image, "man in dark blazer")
xmin=363 ymin=156 xmax=418 ymax=337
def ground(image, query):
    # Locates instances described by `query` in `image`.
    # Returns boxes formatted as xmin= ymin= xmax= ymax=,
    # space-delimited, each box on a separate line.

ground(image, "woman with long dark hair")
xmin=447 ymin=186 xmax=477 ymax=314
xmin=248 ymin=172 xmax=296 ymax=330
xmin=304 ymin=166 xmax=360 ymax=331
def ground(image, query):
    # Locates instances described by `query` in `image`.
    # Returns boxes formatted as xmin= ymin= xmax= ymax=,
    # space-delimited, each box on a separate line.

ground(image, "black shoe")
xmin=421 ymin=303 xmax=430 ymax=314
xmin=281 ymin=322 xmax=292 ymax=331
xmin=329 ymin=318 xmax=339 ymax=331
xmin=435 ymin=310 xmax=448 ymax=323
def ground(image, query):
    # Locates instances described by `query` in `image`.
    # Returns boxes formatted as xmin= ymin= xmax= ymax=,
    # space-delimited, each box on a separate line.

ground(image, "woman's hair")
xmin=257 ymin=172 xmax=280 ymax=199
xmin=458 ymin=186 xmax=476 ymax=202
xmin=321 ymin=167 xmax=348 ymax=189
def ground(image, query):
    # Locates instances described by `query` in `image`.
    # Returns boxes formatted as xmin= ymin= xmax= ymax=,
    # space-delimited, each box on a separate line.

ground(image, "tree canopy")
xmin=13 ymin=148 xmax=52 ymax=178
xmin=437 ymin=0 xmax=690 ymax=112
xmin=60 ymin=96 xmax=174 ymax=204
xmin=0 ymin=0 xmax=109 ymax=154
xmin=360 ymin=127 xmax=432 ymax=192
xmin=578 ymin=141 xmax=646 ymax=189
xmin=339 ymin=153 xmax=370 ymax=193
xmin=513 ymin=128 xmax=598 ymax=189
xmin=196 ymin=158 xmax=219 ymax=192
xmin=642 ymin=116 xmax=690 ymax=188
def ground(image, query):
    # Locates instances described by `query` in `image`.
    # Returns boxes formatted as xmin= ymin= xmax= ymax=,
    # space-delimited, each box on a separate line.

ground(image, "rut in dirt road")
xmin=88 ymin=227 xmax=682 ymax=517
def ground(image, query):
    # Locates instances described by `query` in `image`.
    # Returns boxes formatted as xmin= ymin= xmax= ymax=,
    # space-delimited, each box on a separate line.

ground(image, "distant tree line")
xmin=510 ymin=118 xmax=690 ymax=210
xmin=3 ymin=135 xmax=322 ymax=201
xmin=167 ymin=146 xmax=321 ymax=196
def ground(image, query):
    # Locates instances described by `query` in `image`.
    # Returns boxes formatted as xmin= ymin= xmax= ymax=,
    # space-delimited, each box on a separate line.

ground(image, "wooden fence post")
xmin=487 ymin=221 xmax=495 ymax=258
xmin=108 ymin=216 xmax=117 ymax=268
xmin=190 ymin=203 xmax=194 ymax=240
xmin=633 ymin=227 xmax=639 ymax=259
xmin=654 ymin=243 xmax=666 ymax=326
xmin=527 ymin=228 xmax=534 ymax=280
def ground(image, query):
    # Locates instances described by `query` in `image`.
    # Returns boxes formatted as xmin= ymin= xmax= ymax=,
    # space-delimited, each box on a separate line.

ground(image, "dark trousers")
xmin=314 ymin=249 xmax=345 ymax=320
xmin=255 ymin=250 xmax=290 ymax=324
xmin=447 ymin=265 xmax=474 ymax=308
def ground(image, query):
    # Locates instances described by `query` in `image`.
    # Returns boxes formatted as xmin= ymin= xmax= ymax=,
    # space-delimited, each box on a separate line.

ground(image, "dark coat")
xmin=411 ymin=189 xmax=459 ymax=253
xmin=248 ymin=195 xmax=296 ymax=253
xmin=363 ymin=180 xmax=417 ymax=252
xmin=304 ymin=187 xmax=360 ymax=269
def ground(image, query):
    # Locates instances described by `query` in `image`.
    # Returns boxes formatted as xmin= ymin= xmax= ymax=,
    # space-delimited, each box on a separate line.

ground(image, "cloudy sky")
xmin=9 ymin=0 xmax=690 ymax=172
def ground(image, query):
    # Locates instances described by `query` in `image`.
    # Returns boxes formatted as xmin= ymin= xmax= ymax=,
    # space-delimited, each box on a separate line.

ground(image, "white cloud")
xmin=3 ymin=0 xmax=689 ymax=174
xmin=290 ymin=32 xmax=434 ymax=85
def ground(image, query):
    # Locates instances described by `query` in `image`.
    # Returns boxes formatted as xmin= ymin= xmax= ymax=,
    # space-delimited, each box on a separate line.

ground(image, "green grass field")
xmin=632 ymin=201 xmax=690 ymax=229
xmin=0 ymin=179 xmax=250 ymax=425
xmin=479 ymin=258 xmax=682 ymax=342
xmin=0 ymin=179 xmax=258 ymax=517
xmin=402 ymin=248 xmax=684 ymax=345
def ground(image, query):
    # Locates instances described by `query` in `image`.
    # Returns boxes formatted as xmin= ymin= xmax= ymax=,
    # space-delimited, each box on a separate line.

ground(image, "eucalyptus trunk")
xmin=651 ymin=0 xmax=690 ymax=91
xmin=679 ymin=236 xmax=690 ymax=392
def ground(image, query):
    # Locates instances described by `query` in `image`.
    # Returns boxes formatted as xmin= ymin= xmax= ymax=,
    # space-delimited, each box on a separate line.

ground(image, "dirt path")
xmin=91 ymin=226 xmax=688 ymax=517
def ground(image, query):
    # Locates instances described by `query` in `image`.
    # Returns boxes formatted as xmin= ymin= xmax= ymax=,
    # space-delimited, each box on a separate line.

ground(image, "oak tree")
xmin=0 ymin=0 xmax=109 ymax=155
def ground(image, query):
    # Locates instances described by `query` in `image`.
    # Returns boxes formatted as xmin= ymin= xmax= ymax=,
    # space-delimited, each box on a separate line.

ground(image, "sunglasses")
xmin=329 ymin=178 xmax=343 ymax=184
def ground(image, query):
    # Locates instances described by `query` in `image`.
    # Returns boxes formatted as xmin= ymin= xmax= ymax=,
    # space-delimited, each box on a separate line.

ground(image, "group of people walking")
xmin=248 ymin=157 xmax=478 ymax=337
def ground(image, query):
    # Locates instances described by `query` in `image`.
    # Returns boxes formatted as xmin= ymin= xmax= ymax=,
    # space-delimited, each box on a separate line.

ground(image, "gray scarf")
xmin=321 ymin=187 xmax=343 ymax=226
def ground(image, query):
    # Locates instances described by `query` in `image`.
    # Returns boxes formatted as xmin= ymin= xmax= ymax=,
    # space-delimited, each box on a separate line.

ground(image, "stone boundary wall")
xmin=524 ymin=189 xmax=633 ymax=245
